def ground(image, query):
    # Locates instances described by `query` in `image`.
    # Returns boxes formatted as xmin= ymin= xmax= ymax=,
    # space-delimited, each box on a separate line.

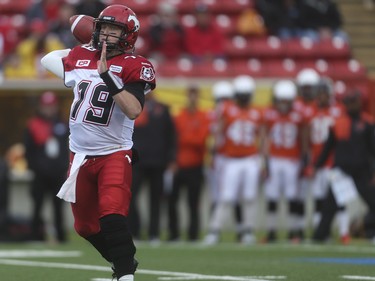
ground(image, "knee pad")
xmin=268 ymin=201 xmax=277 ymax=212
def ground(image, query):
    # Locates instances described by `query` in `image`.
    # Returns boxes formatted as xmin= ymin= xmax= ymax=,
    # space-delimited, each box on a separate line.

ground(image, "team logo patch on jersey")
xmin=140 ymin=66 xmax=155 ymax=82
xmin=109 ymin=65 xmax=122 ymax=73
xmin=76 ymin=60 xmax=91 ymax=67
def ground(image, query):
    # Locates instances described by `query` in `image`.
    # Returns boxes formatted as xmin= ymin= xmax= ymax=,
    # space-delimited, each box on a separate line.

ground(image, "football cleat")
xmin=203 ymin=232 xmax=219 ymax=245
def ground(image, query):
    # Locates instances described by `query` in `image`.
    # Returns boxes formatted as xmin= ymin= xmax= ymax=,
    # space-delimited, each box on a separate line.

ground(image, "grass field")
xmin=1 ymin=233 xmax=375 ymax=281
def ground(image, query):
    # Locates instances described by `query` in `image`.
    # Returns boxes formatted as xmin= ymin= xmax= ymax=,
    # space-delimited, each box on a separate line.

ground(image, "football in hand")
xmin=69 ymin=15 xmax=94 ymax=44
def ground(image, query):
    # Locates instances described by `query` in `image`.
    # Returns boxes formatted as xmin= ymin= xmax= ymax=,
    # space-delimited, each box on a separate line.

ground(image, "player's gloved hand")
xmin=98 ymin=41 xmax=123 ymax=97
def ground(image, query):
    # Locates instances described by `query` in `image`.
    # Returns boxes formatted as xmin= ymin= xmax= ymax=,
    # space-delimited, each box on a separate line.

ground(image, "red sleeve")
xmin=62 ymin=45 xmax=98 ymax=72
xmin=118 ymin=55 xmax=156 ymax=91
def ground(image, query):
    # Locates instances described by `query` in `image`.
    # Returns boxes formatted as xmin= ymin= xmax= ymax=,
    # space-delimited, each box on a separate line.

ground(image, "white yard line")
xmin=0 ymin=250 xmax=81 ymax=258
xmin=0 ymin=258 xmax=281 ymax=281
xmin=342 ymin=276 xmax=375 ymax=280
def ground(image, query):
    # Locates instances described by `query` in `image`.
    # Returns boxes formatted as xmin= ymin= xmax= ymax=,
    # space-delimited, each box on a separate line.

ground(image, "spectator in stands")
xmin=3 ymin=19 xmax=64 ymax=79
xmin=255 ymin=0 xmax=304 ymax=40
xmin=299 ymin=0 xmax=348 ymax=42
xmin=129 ymin=93 xmax=176 ymax=243
xmin=24 ymin=91 xmax=69 ymax=243
xmin=26 ymin=0 xmax=63 ymax=26
xmin=167 ymin=85 xmax=210 ymax=242
xmin=236 ymin=7 xmax=267 ymax=37
xmin=148 ymin=2 xmax=185 ymax=62
xmin=75 ymin=0 xmax=106 ymax=18
xmin=49 ymin=2 xmax=78 ymax=48
xmin=183 ymin=3 xmax=225 ymax=62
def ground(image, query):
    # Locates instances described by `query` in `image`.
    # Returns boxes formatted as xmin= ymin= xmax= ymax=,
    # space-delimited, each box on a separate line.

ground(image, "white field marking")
xmin=154 ymin=242 xmax=375 ymax=255
xmin=0 ymin=258 xmax=279 ymax=281
xmin=195 ymin=243 xmax=375 ymax=255
xmin=158 ymin=276 xmax=286 ymax=281
xmin=342 ymin=276 xmax=375 ymax=280
xmin=0 ymin=250 xmax=81 ymax=258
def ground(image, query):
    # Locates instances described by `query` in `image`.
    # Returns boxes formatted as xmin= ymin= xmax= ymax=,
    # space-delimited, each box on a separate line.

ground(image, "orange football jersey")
xmin=219 ymin=102 xmax=263 ymax=157
xmin=307 ymin=104 xmax=343 ymax=166
xmin=264 ymin=107 xmax=305 ymax=159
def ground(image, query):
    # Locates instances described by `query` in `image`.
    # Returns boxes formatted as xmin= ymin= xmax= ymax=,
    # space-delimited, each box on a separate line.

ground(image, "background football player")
xmin=292 ymin=68 xmax=321 ymax=242
xmin=263 ymin=80 xmax=308 ymax=243
xmin=204 ymin=75 xmax=264 ymax=245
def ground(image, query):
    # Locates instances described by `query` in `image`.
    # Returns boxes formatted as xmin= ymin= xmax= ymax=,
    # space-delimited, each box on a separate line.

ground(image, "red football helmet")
xmin=92 ymin=5 xmax=140 ymax=52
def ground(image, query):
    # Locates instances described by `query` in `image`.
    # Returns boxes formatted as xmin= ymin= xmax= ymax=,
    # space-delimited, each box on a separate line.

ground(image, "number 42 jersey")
xmin=62 ymin=44 xmax=156 ymax=155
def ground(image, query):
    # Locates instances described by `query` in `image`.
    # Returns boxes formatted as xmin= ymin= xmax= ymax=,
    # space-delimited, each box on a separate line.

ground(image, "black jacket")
xmin=24 ymin=115 xmax=69 ymax=178
xmin=132 ymin=99 xmax=176 ymax=168
xmin=315 ymin=112 xmax=375 ymax=177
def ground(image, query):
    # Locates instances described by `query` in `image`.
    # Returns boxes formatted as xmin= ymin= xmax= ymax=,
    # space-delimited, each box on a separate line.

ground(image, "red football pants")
xmin=70 ymin=150 xmax=133 ymax=238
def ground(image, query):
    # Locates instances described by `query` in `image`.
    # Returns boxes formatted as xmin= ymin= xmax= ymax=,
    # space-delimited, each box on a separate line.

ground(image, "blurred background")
xmin=0 ymin=0 xmax=374 ymax=243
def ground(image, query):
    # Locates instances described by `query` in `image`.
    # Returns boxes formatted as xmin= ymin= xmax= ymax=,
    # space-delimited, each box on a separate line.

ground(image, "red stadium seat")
xmin=298 ymin=59 xmax=331 ymax=77
xmin=317 ymin=38 xmax=351 ymax=59
xmin=108 ymin=0 xmax=158 ymax=15
xmin=176 ymin=0 xmax=254 ymax=14
xmin=156 ymin=58 xmax=198 ymax=77
xmin=284 ymin=38 xmax=319 ymax=59
xmin=196 ymin=59 xmax=233 ymax=77
xmin=176 ymin=0 xmax=201 ymax=14
xmin=328 ymin=59 xmax=367 ymax=81
xmin=229 ymin=59 xmax=267 ymax=78
xmin=264 ymin=59 xmax=299 ymax=78
xmin=214 ymin=14 xmax=238 ymax=35
xmin=137 ymin=15 xmax=153 ymax=35
xmin=0 ymin=0 xmax=31 ymax=14
xmin=224 ymin=35 xmax=253 ymax=58
xmin=215 ymin=0 xmax=255 ymax=14
xmin=248 ymin=36 xmax=286 ymax=58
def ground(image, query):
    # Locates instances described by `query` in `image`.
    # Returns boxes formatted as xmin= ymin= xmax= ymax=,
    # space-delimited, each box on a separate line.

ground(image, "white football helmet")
xmin=296 ymin=68 xmax=320 ymax=86
xmin=273 ymin=80 xmax=297 ymax=100
xmin=212 ymin=80 xmax=234 ymax=101
xmin=233 ymin=75 xmax=255 ymax=95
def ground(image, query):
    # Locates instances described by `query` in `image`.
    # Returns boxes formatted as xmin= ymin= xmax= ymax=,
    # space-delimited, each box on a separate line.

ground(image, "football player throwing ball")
xmin=41 ymin=5 xmax=156 ymax=281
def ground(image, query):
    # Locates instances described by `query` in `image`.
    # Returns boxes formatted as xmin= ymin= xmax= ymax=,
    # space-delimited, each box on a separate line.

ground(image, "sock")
xmin=85 ymin=231 xmax=112 ymax=262
xmin=267 ymin=201 xmax=277 ymax=231
xmin=100 ymin=214 xmax=136 ymax=278
xmin=209 ymin=202 xmax=230 ymax=231
xmin=337 ymin=210 xmax=350 ymax=236
xmin=267 ymin=212 xmax=277 ymax=231
xmin=242 ymin=201 xmax=256 ymax=232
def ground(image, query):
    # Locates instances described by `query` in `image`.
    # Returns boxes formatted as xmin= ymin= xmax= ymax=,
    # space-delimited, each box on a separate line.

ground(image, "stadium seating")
xmin=0 ymin=0 xmax=31 ymax=14
xmin=0 ymin=0 xmax=368 ymax=82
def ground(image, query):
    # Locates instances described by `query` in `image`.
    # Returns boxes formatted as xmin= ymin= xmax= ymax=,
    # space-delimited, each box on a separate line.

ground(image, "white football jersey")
xmin=63 ymin=45 xmax=156 ymax=155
